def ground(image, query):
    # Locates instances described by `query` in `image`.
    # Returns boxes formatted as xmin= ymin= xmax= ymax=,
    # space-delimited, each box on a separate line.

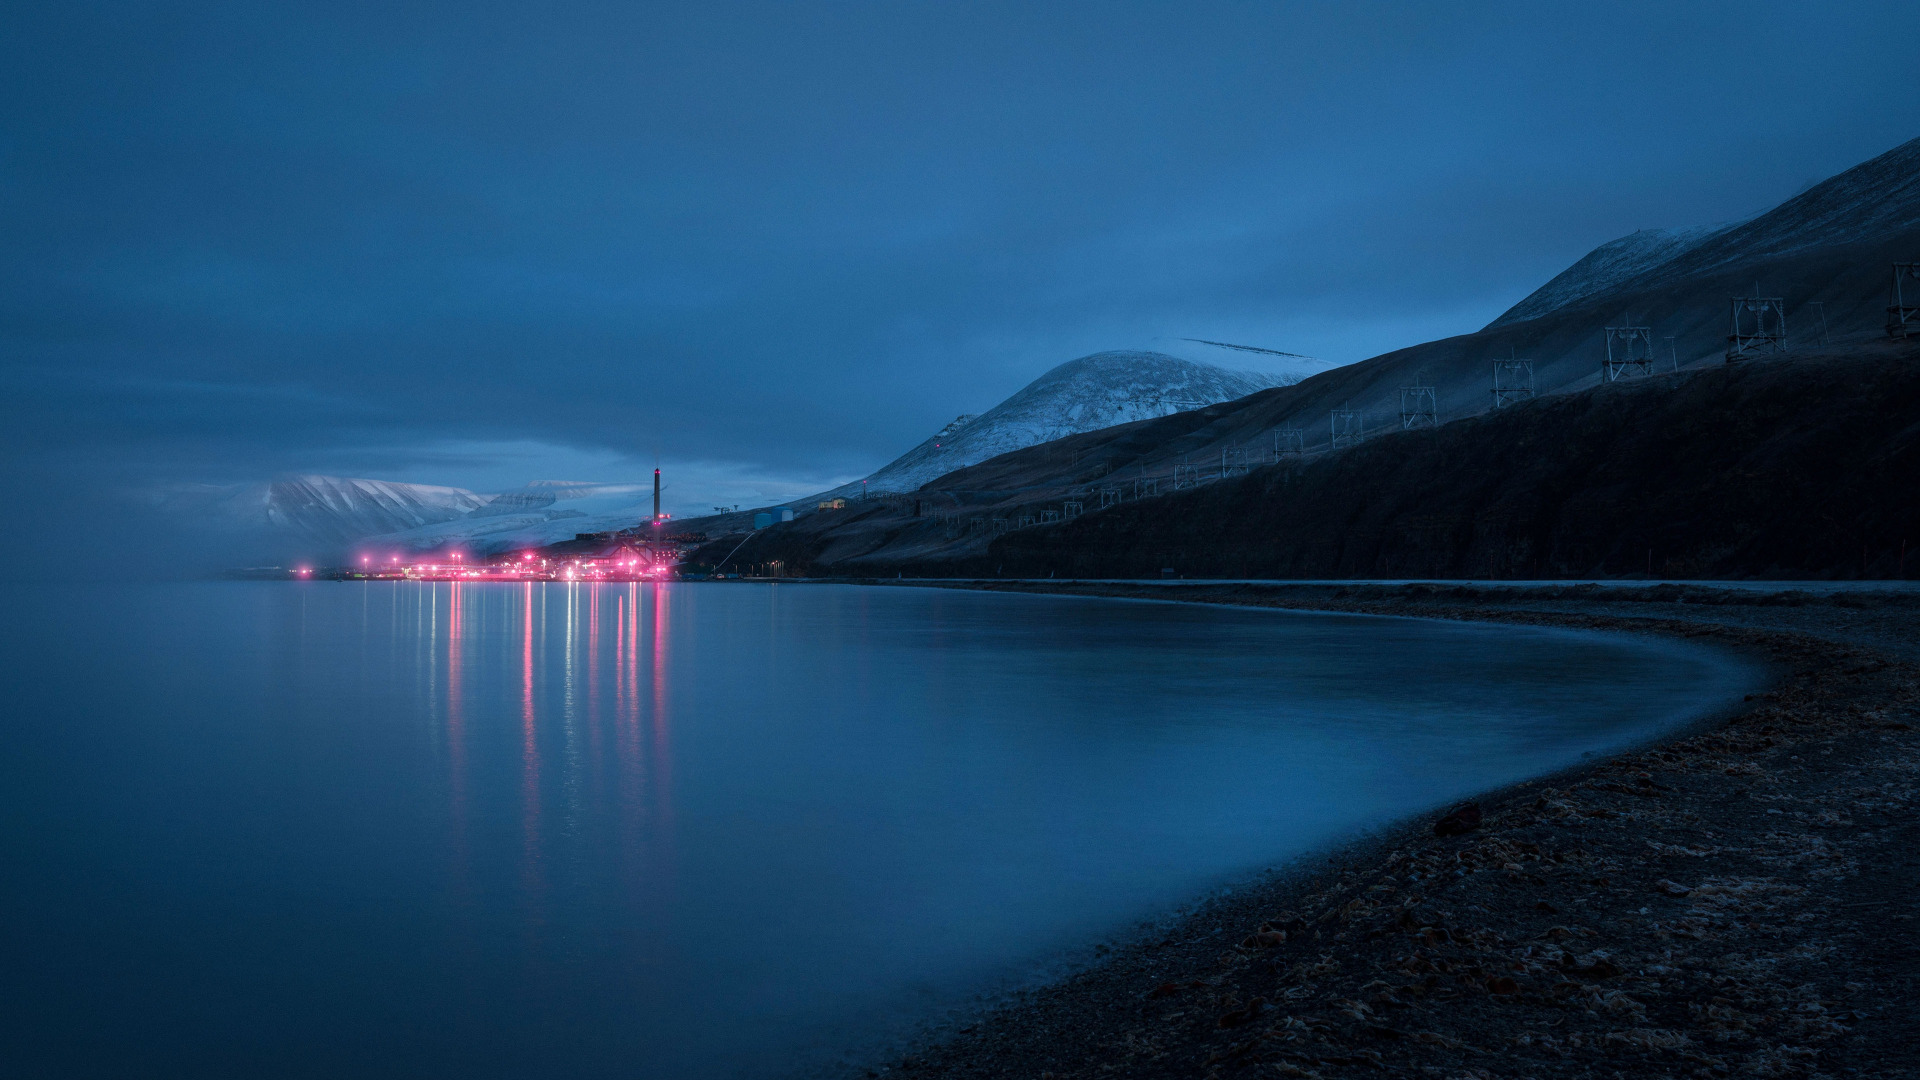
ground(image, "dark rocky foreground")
xmin=864 ymin=581 xmax=1920 ymax=1080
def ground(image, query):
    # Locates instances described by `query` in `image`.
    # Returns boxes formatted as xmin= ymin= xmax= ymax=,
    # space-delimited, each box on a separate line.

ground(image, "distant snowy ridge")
xmin=815 ymin=350 xmax=1295 ymax=499
xmin=153 ymin=474 xmax=668 ymax=557
xmin=158 ymin=475 xmax=492 ymax=548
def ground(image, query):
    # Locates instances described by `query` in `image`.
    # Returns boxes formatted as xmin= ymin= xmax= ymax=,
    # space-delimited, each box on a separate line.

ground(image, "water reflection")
xmin=399 ymin=581 xmax=689 ymax=918
xmin=521 ymin=582 xmax=543 ymax=909
xmin=447 ymin=582 xmax=464 ymax=787
xmin=0 ymin=582 xmax=1763 ymax=1080
xmin=649 ymin=583 xmax=674 ymax=841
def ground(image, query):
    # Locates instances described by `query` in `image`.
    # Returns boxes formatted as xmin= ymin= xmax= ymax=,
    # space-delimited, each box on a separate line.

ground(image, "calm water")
xmin=0 ymin=582 xmax=1758 ymax=1079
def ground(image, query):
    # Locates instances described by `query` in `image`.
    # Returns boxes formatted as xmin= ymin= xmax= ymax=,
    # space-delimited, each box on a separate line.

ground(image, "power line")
xmin=1181 ymin=338 xmax=1320 ymax=362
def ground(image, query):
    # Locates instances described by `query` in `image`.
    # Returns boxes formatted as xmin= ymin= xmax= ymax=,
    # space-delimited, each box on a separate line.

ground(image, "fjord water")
xmin=0 ymin=583 xmax=1757 ymax=1079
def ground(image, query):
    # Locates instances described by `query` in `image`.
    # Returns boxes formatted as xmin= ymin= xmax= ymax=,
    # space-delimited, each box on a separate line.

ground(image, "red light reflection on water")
xmin=439 ymin=582 xmax=475 ymax=900
xmin=588 ymin=585 xmax=601 ymax=725
xmin=447 ymin=582 xmax=463 ymax=718
xmin=521 ymin=581 xmax=543 ymax=908
xmin=649 ymin=582 xmax=673 ymax=831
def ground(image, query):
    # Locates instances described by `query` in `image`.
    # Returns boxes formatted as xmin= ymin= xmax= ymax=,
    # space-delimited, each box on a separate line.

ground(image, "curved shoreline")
xmin=854 ymin=580 xmax=1920 ymax=1080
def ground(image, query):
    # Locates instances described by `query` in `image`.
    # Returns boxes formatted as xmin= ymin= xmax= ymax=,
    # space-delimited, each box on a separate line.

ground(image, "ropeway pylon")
xmin=1491 ymin=356 xmax=1534 ymax=408
xmin=1399 ymin=383 xmax=1437 ymax=430
xmin=1890 ymin=263 xmax=1920 ymax=340
xmin=1330 ymin=409 xmax=1363 ymax=449
xmin=1726 ymin=294 xmax=1787 ymax=361
xmin=1603 ymin=326 xmax=1655 ymax=381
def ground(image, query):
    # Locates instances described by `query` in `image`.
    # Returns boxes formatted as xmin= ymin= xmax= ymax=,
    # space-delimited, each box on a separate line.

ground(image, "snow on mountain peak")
xmin=826 ymin=350 xmax=1297 ymax=497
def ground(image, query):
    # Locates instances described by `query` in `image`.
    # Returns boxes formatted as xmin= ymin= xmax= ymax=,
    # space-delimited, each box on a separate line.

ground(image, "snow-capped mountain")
xmin=1487 ymin=223 xmax=1732 ymax=328
xmin=818 ymin=351 xmax=1296 ymax=498
xmin=160 ymin=475 xmax=492 ymax=548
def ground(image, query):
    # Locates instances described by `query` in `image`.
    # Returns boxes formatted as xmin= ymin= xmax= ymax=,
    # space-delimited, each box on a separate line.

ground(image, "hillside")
xmin=1487 ymin=222 xmax=1732 ymax=328
xmin=686 ymin=349 xmax=1294 ymax=535
xmin=689 ymin=344 xmax=1920 ymax=579
xmin=689 ymin=133 xmax=1920 ymax=577
xmin=1129 ymin=135 xmax=1920 ymax=456
xmin=837 ymin=350 xmax=1295 ymax=496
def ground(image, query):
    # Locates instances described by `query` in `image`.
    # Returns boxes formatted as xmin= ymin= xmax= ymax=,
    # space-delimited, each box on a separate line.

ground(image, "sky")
xmin=2 ymin=0 xmax=1916 ymax=549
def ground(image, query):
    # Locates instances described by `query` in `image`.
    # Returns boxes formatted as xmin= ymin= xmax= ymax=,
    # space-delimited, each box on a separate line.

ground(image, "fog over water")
xmin=0 ymin=583 xmax=1760 ymax=1078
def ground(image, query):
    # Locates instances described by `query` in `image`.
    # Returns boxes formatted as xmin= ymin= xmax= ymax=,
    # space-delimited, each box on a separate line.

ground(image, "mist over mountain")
xmin=169 ymin=351 xmax=1294 ymax=557
xmin=371 ymin=481 xmax=658 ymax=557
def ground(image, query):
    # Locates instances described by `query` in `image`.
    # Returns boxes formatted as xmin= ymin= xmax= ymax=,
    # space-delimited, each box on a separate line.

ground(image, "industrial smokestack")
xmin=653 ymin=468 xmax=661 ymax=523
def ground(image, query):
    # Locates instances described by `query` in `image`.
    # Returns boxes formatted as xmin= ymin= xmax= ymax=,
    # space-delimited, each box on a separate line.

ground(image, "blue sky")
xmin=3 ymin=1 xmax=1915 ymax=520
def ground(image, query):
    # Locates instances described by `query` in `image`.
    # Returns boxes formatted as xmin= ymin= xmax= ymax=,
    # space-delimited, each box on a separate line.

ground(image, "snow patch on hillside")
xmin=1631 ymin=135 xmax=1920 ymax=286
xmin=1488 ymin=224 xmax=1731 ymax=328
xmin=1490 ymin=135 xmax=1920 ymax=328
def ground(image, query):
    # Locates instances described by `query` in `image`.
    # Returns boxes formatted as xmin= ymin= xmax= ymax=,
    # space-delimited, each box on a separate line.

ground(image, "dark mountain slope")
xmin=690 ymin=135 xmax=1920 ymax=577
xmin=1489 ymin=135 xmax=1920 ymax=330
xmin=975 ymin=344 xmax=1920 ymax=580
xmin=701 ymin=344 xmax=1920 ymax=579
xmin=1162 ymin=135 xmax=1920 ymax=455
xmin=1488 ymin=223 xmax=1732 ymax=329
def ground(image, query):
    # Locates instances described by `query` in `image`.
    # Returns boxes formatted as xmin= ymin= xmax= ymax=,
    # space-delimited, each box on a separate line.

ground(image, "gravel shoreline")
xmin=858 ymin=581 xmax=1920 ymax=1080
